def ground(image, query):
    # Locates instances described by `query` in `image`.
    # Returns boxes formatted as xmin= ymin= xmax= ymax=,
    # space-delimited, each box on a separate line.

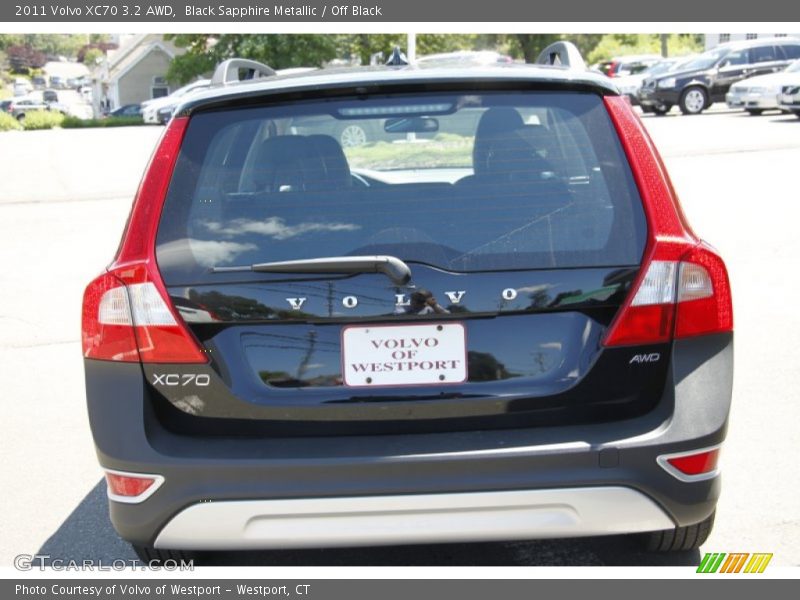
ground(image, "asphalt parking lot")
xmin=1 ymin=106 xmax=798 ymax=567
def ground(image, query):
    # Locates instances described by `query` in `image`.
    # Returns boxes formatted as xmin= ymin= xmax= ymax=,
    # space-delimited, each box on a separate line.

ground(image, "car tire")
xmin=745 ymin=109 xmax=763 ymax=116
xmin=642 ymin=511 xmax=715 ymax=552
xmin=132 ymin=545 xmax=199 ymax=565
xmin=652 ymin=105 xmax=672 ymax=116
xmin=641 ymin=106 xmax=654 ymax=114
xmin=16 ymin=113 xmax=25 ymax=122
xmin=338 ymin=123 xmax=369 ymax=147
xmin=679 ymin=86 xmax=708 ymax=115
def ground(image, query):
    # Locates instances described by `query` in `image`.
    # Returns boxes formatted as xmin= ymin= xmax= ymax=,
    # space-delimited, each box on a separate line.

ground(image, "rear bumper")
xmin=85 ymin=333 xmax=733 ymax=549
xmin=154 ymin=487 xmax=673 ymax=550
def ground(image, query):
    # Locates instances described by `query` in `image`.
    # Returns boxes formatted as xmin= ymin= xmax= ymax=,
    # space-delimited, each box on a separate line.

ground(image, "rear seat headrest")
xmin=252 ymin=134 xmax=351 ymax=192
xmin=472 ymin=107 xmax=525 ymax=175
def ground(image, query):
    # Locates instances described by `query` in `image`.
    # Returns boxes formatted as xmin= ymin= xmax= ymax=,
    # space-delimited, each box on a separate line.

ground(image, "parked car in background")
xmin=82 ymin=46 xmax=733 ymax=561
xmin=8 ymin=97 xmax=53 ymax=121
xmin=614 ymin=56 xmax=692 ymax=106
xmin=49 ymin=76 xmax=65 ymax=89
xmin=596 ymin=54 xmax=662 ymax=78
xmin=778 ymin=82 xmax=800 ymax=117
xmin=108 ymin=104 xmax=142 ymax=118
xmin=416 ymin=50 xmax=514 ymax=67
xmin=639 ymin=38 xmax=800 ymax=115
xmin=0 ymin=100 xmax=13 ymax=115
xmin=156 ymin=104 xmax=176 ymax=124
xmin=13 ymin=78 xmax=33 ymax=97
xmin=31 ymin=76 xmax=48 ymax=90
xmin=42 ymin=89 xmax=59 ymax=104
xmin=726 ymin=59 xmax=800 ymax=114
xmin=141 ymin=79 xmax=212 ymax=124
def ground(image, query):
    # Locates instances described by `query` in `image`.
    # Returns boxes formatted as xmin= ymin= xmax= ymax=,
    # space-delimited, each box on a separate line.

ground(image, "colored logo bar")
xmin=697 ymin=553 xmax=773 ymax=573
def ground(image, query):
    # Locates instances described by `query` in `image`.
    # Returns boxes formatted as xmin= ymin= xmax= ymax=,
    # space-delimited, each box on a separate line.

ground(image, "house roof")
xmin=105 ymin=35 xmax=180 ymax=83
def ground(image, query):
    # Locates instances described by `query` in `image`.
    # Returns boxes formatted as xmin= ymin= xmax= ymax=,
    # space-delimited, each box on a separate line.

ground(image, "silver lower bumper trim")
xmin=154 ymin=487 xmax=674 ymax=550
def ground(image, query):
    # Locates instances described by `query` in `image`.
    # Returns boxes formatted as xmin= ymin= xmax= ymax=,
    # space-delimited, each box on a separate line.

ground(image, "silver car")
xmin=726 ymin=59 xmax=800 ymax=114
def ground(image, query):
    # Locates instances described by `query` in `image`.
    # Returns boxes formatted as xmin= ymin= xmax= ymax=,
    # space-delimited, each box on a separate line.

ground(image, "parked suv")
xmin=639 ymin=37 xmax=800 ymax=114
xmin=82 ymin=45 xmax=733 ymax=562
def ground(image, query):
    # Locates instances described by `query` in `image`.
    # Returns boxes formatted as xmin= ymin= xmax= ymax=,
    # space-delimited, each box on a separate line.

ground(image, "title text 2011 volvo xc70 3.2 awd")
xmin=82 ymin=44 xmax=733 ymax=562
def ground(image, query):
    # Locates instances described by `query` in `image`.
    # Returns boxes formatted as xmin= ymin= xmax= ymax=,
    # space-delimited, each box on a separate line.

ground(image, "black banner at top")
xmin=3 ymin=0 xmax=800 ymax=22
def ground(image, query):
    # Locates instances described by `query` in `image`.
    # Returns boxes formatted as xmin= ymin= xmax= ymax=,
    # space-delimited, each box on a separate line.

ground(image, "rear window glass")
xmin=157 ymin=90 xmax=646 ymax=283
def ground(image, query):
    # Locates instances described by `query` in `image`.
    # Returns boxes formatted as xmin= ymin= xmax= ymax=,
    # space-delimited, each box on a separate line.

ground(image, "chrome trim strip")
xmin=154 ymin=487 xmax=674 ymax=550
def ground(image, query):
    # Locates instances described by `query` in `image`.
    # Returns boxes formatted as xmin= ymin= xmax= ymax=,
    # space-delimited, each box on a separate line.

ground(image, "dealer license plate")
xmin=341 ymin=323 xmax=467 ymax=387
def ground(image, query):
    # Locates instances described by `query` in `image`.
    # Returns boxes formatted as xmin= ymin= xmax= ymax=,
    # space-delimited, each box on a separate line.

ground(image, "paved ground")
xmin=1 ymin=106 xmax=798 ymax=567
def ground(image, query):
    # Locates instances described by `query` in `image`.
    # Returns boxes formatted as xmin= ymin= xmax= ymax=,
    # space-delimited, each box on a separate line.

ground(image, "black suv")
xmin=639 ymin=37 xmax=800 ymax=115
xmin=82 ymin=44 xmax=733 ymax=562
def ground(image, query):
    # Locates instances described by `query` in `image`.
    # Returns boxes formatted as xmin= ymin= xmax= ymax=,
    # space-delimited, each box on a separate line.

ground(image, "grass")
xmin=0 ymin=112 xmax=22 ymax=131
xmin=61 ymin=116 xmax=145 ymax=128
xmin=20 ymin=110 xmax=64 ymax=130
xmin=345 ymin=133 xmax=473 ymax=170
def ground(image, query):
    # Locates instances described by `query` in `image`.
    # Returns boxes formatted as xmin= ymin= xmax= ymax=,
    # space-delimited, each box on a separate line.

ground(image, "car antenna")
xmin=386 ymin=46 xmax=409 ymax=66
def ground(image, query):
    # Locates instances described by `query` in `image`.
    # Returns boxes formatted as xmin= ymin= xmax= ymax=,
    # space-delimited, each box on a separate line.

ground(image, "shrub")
xmin=20 ymin=110 xmax=64 ymax=130
xmin=0 ymin=112 xmax=22 ymax=132
xmin=61 ymin=115 xmax=145 ymax=128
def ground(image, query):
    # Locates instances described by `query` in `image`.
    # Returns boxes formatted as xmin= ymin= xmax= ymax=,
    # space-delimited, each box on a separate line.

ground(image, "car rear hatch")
xmin=83 ymin=83 xmax=731 ymax=437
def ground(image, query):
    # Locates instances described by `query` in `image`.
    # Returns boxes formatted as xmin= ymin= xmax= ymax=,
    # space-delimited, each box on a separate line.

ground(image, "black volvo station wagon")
xmin=82 ymin=44 xmax=733 ymax=561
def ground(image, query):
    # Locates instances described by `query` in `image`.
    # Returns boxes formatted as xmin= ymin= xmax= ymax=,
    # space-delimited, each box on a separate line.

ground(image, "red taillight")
xmin=105 ymin=470 xmax=164 ymax=502
xmin=602 ymin=97 xmax=733 ymax=347
xmin=675 ymin=245 xmax=733 ymax=338
xmin=81 ymin=117 xmax=206 ymax=364
xmin=81 ymin=271 xmax=140 ymax=362
xmin=658 ymin=447 xmax=721 ymax=481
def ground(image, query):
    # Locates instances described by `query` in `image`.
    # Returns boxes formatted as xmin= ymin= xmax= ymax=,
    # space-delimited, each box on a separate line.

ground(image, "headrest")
xmin=252 ymin=134 xmax=351 ymax=192
xmin=472 ymin=107 xmax=525 ymax=175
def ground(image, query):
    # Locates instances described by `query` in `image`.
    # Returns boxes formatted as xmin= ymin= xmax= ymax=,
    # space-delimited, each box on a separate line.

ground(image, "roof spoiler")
xmin=211 ymin=58 xmax=277 ymax=87
xmin=535 ymin=41 xmax=587 ymax=70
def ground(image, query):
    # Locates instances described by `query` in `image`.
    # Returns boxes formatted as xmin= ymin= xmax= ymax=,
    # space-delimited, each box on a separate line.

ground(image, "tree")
xmin=7 ymin=45 xmax=46 ymax=72
xmin=502 ymin=34 xmax=603 ymax=63
xmin=165 ymin=34 xmax=340 ymax=84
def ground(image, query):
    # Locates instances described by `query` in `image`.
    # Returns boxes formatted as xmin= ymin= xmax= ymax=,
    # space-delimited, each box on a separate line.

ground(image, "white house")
xmin=705 ymin=33 xmax=800 ymax=49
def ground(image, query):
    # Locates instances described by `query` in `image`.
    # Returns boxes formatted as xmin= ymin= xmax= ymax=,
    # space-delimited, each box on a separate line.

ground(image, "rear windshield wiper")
xmin=212 ymin=255 xmax=412 ymax=285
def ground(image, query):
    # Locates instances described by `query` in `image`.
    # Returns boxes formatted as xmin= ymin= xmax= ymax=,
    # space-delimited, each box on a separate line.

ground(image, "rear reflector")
xmin=105 ymin=470 xmax=164 ymax=503
xmin=657 ymin=446 xmax=721 ymax=482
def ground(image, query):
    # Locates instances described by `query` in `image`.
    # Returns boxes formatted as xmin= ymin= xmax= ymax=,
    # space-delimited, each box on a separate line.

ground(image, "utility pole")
xmin=661 ymin=34 xmax=668 ymax=58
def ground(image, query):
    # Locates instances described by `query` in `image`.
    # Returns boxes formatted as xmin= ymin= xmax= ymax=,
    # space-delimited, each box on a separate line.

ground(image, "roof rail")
xmin=211 ymin=58 xmax=277 ymax=87
xmin=535 ymin=41 xmax=587 ymax=70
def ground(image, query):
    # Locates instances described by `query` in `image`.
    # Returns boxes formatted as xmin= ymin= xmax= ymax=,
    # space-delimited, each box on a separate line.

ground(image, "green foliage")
xmin=81 ymin=48 xmax=104 ymax=66
xmin=61 ymin=116 xmax=145 ymax=128
xmin=337 ymin=34 xmax=404 ymax=65
xmin=586 ymin=34 xmax=703 ymax=65
xmin=20 ymin=110 xmax=64 ymax=130
xmin=0 ymin=112 xmax=22 ymax=131
xmin=166 ymin=34 xmax=511 ymax=83
xmin=165 ymin=34 xmax=340 ymax=84
xmin=0 ymin=34 xmax=87 ymax=58
xmin=500 ymin=34 xmax=604 ymax=63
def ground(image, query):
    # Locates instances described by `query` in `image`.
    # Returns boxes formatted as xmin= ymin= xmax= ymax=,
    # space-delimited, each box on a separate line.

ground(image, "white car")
xmin=141 ymin=79 xmax=211 ymax=124
xmin=726 ymin=59 xmax=800 ymax=114
xmin=13 ymin=78 xmax=33 ymax=97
